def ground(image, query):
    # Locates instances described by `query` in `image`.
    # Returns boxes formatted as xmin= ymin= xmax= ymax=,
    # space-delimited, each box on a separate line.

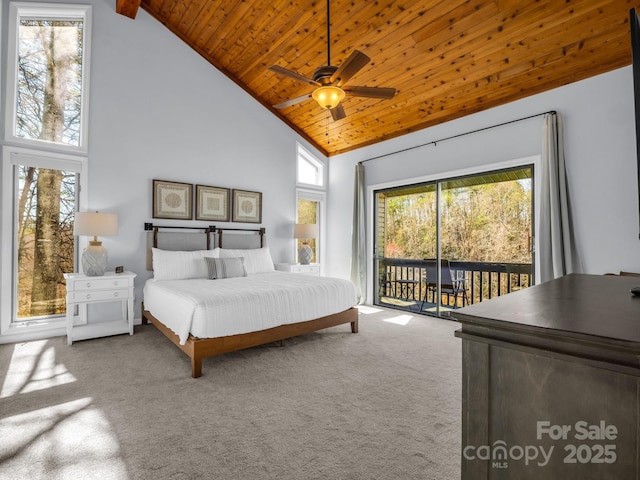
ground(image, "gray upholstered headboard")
xmin=145 ymin=223 xmax=266 ymax=270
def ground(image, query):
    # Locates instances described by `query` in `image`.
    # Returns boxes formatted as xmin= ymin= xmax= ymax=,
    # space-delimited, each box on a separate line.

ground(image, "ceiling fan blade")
xmin=330 ymin=104 xmax=346 ymax=121
xmin=268 ymin=65 xmax=320 ymax=86
xmin=344 ymin=85 xmax=397 ymax=99
xmin=330 ymin=50 xmax=370 ymax=86
xmin=273 ymin=94 xmax=313 ymax=109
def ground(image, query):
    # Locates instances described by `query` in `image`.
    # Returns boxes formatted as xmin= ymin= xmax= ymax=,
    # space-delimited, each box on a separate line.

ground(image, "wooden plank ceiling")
xmin=119 ymin=0 xmax=639 ymax=156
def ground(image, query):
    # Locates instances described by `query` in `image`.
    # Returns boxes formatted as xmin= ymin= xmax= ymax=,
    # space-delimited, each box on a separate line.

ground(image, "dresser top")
xmin=453 ymin=274 xmax=640 ymax=344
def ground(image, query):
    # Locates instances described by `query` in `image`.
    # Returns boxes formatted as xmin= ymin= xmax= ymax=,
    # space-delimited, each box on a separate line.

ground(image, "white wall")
xmin=0 ymin=0 xmax=325 ymax=340
xmin=327 ymin=67 xmax=640 ymax=297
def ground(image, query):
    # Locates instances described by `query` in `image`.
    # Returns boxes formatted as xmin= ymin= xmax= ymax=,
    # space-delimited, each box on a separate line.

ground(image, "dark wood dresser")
xmin=453 ymin=273 xmax=640 ymax=479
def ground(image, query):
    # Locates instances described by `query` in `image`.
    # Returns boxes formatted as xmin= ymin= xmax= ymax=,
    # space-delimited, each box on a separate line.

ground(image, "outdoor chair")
xmin=395 ymin=276 xmax=420 ymax=300
xmin=378 ymin=271 xmax=396 ymax=298
xmin=423 ymin=259 xmax=469 ymax=308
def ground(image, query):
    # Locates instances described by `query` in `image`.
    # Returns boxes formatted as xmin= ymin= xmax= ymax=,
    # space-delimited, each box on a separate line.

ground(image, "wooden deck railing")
xmin=376 ymin=257 xmax=532 ymax=309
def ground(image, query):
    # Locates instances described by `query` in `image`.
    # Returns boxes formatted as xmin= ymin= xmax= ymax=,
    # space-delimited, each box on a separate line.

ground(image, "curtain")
xmin=350 ymin=162 xmax=366 ymax=303
xmin=538 ymin=112 xmax=582 ymax=282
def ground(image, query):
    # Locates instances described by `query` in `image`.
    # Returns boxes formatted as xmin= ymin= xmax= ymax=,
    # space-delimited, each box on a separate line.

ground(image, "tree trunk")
xmin=31 ymin=169 xmax=63 ymax=316
xmin=30 ymin=25 xmax=72 ymax=316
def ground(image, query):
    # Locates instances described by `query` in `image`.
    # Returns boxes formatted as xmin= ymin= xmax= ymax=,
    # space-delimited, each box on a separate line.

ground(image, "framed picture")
xmin=196 ymin=185 xmax=230 ymax=222
xmin=232 ymin=189 xmax=262 ymax=223
xmin=152 ymin=180 xmax=193 ymax=220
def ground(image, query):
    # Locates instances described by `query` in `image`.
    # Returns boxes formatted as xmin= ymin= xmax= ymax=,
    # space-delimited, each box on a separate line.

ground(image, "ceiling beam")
xmin=116 ymin=0 xmax=141 ymax=19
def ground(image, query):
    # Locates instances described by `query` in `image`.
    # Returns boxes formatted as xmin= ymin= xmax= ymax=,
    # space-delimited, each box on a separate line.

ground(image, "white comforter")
xmin=143 ymin=271 xmax=357 ymax=344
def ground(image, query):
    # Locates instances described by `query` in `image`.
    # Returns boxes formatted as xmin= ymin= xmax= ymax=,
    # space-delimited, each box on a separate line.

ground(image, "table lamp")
xmin=294 ymin=223 xmax=318 ymax=265
xmin=74 ymin=211 xmax=118 ymax=276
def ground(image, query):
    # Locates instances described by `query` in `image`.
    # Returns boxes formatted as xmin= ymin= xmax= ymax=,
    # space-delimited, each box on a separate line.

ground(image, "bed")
xmin=141 ymin=225 xmax=359 ymax=377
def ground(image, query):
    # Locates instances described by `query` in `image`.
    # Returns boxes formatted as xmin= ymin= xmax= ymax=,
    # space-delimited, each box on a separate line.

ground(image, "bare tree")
xmin=15 ymin=20 xmax=82 ymax=316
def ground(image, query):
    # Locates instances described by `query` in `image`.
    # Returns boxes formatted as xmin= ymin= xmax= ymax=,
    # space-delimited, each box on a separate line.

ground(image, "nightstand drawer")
xmin=275 ymin=263 xmax=321 ymax=275
xmin=290 ymin=264 xmax=320 ymax=274
xmin=72 ymin=289 xmax=129 ymax=302
xmin=72 ymin=277 xmax=132 ymax=291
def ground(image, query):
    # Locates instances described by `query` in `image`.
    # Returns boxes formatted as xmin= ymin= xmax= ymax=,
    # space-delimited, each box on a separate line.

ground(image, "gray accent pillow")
xmin=205 ymin=257 xmax=247 ymax=279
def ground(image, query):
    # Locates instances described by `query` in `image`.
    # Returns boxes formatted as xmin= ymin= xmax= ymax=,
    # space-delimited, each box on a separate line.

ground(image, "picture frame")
xmin=152 ymin=179 xmax=193 ymax=220
xmin=232 ymin=189 xmax=262 ymax=223
xmin=195 ymin=185 xmax=230 ymax=222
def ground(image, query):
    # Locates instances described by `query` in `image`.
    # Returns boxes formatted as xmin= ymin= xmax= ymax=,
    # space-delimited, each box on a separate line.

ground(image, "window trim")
xmin=296 ymin=143 xmax=326 ymax=188
xmin=4 ymin=2 xmax=93 ymax=154
xmin=1 ymin=145 xmax=88 ymax=341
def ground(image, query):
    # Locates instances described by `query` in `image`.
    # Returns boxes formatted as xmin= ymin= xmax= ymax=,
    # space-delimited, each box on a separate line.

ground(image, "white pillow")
xmin=152 ymin=248 xmax=219 ymax=280
xmin=218 ymin=247 xmax=274 ymax=274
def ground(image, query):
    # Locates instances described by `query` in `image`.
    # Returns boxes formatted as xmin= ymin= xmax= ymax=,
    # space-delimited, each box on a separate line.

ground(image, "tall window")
xmin=2 ymin=3 xmax=91 ymax=338
xmin=2 ymin=148 xmax=86 ymax=329
xmin=297 ymin=196 xmax=320 ymax=263
xmin=296 ymin=144 xmax=326 ymax=265
xmin=5 ymin=3 xmax=92 ymax=152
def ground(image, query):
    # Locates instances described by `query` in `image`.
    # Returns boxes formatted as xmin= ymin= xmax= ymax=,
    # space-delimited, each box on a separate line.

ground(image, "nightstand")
xmin=275 ymin=263 xmax=320 ymax=276
xmin=64 ymin=271 xmax=136 ymax=345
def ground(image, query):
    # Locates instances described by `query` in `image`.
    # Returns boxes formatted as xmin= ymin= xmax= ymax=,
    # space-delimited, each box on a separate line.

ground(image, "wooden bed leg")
xmin=191 ymin=357 xmax=203 ymax=378
xmin=141 ymin=303 xmax=148 ymax=325
xmin=351 ymin=319 xmax=359 ymax=333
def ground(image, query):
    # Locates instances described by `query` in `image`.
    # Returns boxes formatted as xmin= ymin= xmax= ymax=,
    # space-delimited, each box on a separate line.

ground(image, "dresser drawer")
xmin=72 ymin=289 xmax=129 ymax=302
xmin=72 ymin=277 xmax=132 ymax=291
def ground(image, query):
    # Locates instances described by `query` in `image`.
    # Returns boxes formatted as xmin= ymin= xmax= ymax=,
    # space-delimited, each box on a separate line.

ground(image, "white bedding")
xmin=143 ymin=271 xmax=357 ymax=345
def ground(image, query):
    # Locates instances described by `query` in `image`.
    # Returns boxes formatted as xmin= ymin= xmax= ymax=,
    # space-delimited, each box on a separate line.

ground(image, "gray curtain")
xmin=538 ymin=112 xmax=582 ymax=282
xmin=350 ymin=162 xmax=366 ymax=303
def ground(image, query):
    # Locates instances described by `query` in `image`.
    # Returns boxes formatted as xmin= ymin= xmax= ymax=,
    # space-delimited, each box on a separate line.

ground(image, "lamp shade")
xmin=294 ymin=223 xmax=318 ymax=239
xmin=74 ymin=212 xmax=118 ymax=237
xmin=312 ymin=86 xmax=346 ymax=110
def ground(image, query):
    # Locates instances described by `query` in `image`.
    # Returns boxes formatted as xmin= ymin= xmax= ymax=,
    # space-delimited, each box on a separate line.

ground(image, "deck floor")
xmin=378 ymin=296 xmax=459 ymax=317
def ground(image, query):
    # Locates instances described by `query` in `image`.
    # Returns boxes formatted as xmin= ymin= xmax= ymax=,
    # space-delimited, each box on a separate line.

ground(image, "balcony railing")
xmin=376 ymin=257 xmax=532 ymax=314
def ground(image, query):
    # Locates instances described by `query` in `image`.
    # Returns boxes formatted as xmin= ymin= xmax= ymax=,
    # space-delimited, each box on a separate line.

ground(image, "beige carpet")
xmin=0 ymin=306 xmax=461 ymax=480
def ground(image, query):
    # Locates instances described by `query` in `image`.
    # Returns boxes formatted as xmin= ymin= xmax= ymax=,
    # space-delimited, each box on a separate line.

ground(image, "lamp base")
xmin=298 ymin=243 xmax=313 ymax=265
xmin=82 ymin=242 xmax=108 ymax=276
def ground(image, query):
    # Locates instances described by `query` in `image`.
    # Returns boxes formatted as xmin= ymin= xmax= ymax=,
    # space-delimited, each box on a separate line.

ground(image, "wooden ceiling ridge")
xmin=116 ymin=0 xmax=141 ymax=19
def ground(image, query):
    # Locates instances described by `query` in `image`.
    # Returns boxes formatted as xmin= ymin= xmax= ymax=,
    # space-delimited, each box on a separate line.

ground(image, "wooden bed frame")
xmin=142 ymin=306 xmax=358 ymax=378
xmin=142 ymin=224 xmax=359 ymax=378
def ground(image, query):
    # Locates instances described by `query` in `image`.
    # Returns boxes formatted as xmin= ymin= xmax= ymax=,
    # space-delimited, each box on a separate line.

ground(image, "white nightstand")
xmin=275 ymin=263 xmax=320 ymax=276
xmin=64 ymin=271 xmax=136 ymax=345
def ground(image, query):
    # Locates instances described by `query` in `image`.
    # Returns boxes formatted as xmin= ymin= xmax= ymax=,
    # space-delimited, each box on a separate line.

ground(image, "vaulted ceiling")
xmin=117 ymin=0 xmax=638 ymax=156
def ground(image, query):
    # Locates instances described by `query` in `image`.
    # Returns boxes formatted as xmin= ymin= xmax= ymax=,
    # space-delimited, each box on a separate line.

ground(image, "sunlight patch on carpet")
xmin=356 ymin=305 xmax=384 ymax=314
xmin=0 ymin=397 xmax=128 ymax=479
xmin=1 ymin=340 xmax=76 ymax=398
xmin=384 ymin=314 xmax=413 ymax=326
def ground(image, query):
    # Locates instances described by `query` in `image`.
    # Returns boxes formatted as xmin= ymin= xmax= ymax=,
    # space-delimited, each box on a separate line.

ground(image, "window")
xmin=297 ymin=143 xmax=325 ymax=187
xmin=1 ymin=148 xmax=87 ymax=337
xmin=295 ymin=143 xmax=326 ymax=266
xmin=5 ymin=3 xmax=92 ymax=152
xmin=296 ymin=190 xmax=325 ymax=265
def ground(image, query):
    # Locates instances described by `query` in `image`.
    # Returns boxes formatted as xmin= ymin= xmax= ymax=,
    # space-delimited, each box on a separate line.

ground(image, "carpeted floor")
xmin=0 ymin=305 xmax=462 ymax=480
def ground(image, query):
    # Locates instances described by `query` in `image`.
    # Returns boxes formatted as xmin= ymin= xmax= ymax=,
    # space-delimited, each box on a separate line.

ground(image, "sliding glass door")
xmin=374 ymin=182 xmax=437 ymax=310
xmin=374 ymin=166 xmax=533 ymax=317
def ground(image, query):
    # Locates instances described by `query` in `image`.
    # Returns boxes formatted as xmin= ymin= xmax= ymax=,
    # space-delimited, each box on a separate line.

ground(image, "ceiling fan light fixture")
xmin=312 ymin=85 xmax=345 ymax=109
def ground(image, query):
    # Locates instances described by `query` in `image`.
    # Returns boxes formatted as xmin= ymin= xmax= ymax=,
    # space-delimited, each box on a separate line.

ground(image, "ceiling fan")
xmin=268 ymin=0 xmax=396 ymax=121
